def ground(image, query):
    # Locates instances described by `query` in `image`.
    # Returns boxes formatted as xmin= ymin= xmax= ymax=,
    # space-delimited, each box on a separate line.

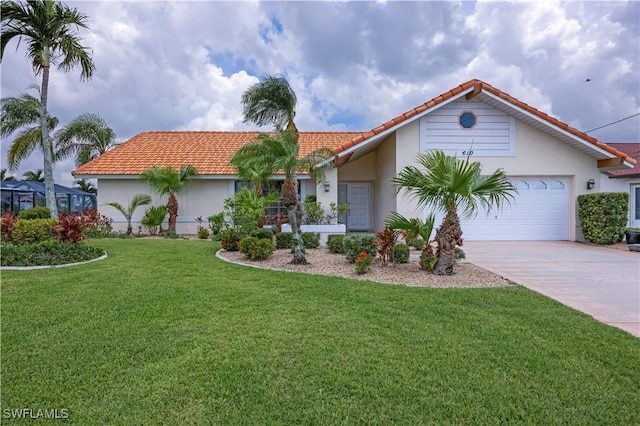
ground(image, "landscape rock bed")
xmin=218 ymin=248 xmax=513 ymax=288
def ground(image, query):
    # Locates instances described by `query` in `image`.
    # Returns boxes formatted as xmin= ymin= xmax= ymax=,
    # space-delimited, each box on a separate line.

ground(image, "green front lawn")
xmin=2 ymin=239 xmax=639 ymax=424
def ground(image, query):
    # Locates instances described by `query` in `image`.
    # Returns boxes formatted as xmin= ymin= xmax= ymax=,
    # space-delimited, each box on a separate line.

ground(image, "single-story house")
xmin=600 ymin=143 xmax=640 ymax=229
xmin=73 ymin=79 xmax=635 ymax=240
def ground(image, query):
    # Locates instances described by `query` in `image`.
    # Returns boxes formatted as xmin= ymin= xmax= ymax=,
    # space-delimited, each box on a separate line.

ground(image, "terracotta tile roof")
xmin=332 ymin=79 xmax=636 ymax=166
xmin=72 ymin=131 xmax=364 ymax=176
xmin=605 ymin=143 xmax=640 ymax=178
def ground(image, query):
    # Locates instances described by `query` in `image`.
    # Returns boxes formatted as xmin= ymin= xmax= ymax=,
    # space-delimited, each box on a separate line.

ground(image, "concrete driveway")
xmin=462 ymin=241 xmax=640 ymax=337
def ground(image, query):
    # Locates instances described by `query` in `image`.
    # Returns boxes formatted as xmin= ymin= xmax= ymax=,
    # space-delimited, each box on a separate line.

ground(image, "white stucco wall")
xmin=373 ymin=134 xmax=397 ymax=231
xmin=98 ymin=178 xmax=233 ymax=234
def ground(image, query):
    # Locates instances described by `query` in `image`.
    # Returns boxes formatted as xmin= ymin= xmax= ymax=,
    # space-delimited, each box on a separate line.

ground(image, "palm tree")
xmin=385 ymin=212 xmax=437 ymax=270
xmin=231 ymin=131 xmax=333 ymax=264
xmin=23 ymin=168 xmax=44 ymax=182
xmin=140 ymin=165 xmax=197 ymax=234
xmin=1 ymin=0 xmax=96 ymax=218
xmin=73 ymin=178 xmax=96 ymax=194
xmin=242 ymin=74 xmax=299 ymax=137
xmin=55 ymin=113 xmax=116 ymax=167
xmin=1 ymin=169 xmax=16 ymax=181
xmin=1 ymin=92 xmax=59 ymax=172
xmin=105 ymin=194 xmax=151 ymax=235
xmin=391 ymin=150 xmax=516 ymax=275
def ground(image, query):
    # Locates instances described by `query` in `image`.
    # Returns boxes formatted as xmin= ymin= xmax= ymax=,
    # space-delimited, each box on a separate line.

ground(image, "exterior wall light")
xmin=324 ymin=181 xmax=330 ymax=192
xmin=587 ymin=179 xmax=595 ymax=190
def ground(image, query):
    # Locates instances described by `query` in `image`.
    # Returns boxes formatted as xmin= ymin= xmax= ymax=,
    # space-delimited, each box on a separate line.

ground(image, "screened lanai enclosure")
xmin=0 ymin=181 xmax=97 ymax=215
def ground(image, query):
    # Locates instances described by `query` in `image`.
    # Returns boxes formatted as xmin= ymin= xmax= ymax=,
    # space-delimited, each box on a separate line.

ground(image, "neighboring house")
xmin=73 ymin=79 xmax=635 ymax=239
xmin=600 ymin=143 xmax=640 ymax=229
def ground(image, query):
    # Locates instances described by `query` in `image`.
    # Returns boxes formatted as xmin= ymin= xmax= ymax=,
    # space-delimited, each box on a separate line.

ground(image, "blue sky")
xmin=1 ymin=0 xmax=639 ymax=186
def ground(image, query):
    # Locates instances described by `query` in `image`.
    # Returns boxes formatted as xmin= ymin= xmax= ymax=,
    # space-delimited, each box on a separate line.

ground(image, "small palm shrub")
xmin=12 ymin=218 xmax=57 ymax=245
xmin=327 ymin=234 xmax=345 ymax=253
xmin=220 ymin=229 xmax=241 ymax=251
xmin=141 ymin=205 xmax=167 ymax=235
xmin=17 ymin=206 xmax=51 ymax=220
xmin=391 ymin=244 xmax=410 ymax=264
xmin=301 ymin=232 xmax=320 ymax=249
xmin=455 ymin=247 xmax=466 ymax=260
xmin=275 ymin=232 xmax=293 ymax=249
xmin=239 ymin=237 xmax=275 ymax=260
xmin=343 ymin=234 xmax=377 ymax=263
xmin=1 ymin=241 xmax=104 ymax=267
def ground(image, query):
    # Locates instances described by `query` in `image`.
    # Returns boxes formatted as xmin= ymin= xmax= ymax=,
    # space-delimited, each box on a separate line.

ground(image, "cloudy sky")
xmin=1 ymin=0 xmax=639 ymax=186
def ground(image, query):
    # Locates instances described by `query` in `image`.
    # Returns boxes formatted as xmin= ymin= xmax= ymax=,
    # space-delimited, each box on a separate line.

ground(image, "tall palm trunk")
xmin=40 ymin=60 xmax=58 ymax=218
xmin=282 ymin=177 xmax=306 ymax=264
xmin=167 ymin=193 xmax=178 ymax=233
xmin=433 ymin=206 xmax=463 ymax=276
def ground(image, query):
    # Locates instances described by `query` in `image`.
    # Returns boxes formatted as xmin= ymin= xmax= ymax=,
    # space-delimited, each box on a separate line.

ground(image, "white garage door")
xmin=444 ymin=177 xmax=570 ymax=241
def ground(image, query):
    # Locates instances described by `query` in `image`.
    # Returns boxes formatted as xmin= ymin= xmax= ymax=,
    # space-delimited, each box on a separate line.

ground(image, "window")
xmin=532 ymin=180 xmax=547 ymax=190
xmin=234 ymin=180 xmax=301 ymax=220
xmin=550 ymin=180 xmax=565 ymax=190
xmin=635 ymin=187 xmax=640 ymax=220
xmin=513 ymin=180 xmax=529 ymax=190
xmin=458 ymin=111 xmax=477 ymax=129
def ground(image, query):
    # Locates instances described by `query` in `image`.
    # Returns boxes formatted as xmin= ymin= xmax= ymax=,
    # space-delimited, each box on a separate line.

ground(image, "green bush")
xmin=197 ymin=227 xmax=210 ymax=239
xmin=578 ymin=192 xmax=629 ymax=245
xmin=12 ymin=218 xmax=57 ymax=245
xmin=343 ymin=233 xmax=377 ymax=263
xmin=220 ymin=229 xmax=241 ymax=251
xmin=301 ymin=232 xmax=320 ymax=249
xmin=455 ymin=247 xmax=466 ymax=260
xmin=163 ymin=230 xmax=179 ymax=239
xmin=1 ymin=241 xmax=104 ymax=267
xmin=391 ymin=244 xmax=410 ymax=264
xmin=411 ymin=237 xmax=425 ymax=250
xmin=17 ymin=206 xmax=51 ymax=220
xmin=327 ymin=234 xmax=346 ymax=253
xmin=275 ymin=232 xmax=293 ymax=249
xmin=251 ymin=228 xmax=274 ymax=241
xmin=239 ymin=237 xmax=275 ymax=260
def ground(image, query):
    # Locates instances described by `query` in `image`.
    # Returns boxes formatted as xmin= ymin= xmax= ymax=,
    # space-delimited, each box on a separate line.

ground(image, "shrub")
xmin=12 ymin=218 xmax=57 ymax=245
xmin=327 ymin=234 xmax=346 ymax=253
xmin=391 ymin=244 xmax=410 ymax=264
xmin=239 ymin=236 xmax=275 ymax=260
xmin=82 ymin=209 xmax=113 ymax=238
xmin=141 ymin=205 xmax=167 ymax=235
xmin=376 ymin=228 xmax=399 ymax=266
xmin=1 ymin=240 xmax=104 ymax=267
xmin=302 ymin=195 xmax=325 ymax=225
xmin=17 ymin=206 xmax=51 ymax=220
xmin=251 ymin=228 xmax=274 ymax=241
xmin=198 ymin=227 xmax=210 ymax=239
xmin=343 ymin=233 xmax=377 ymax=263
xmin=454 ymin=247 xmax=466 ymax=260
xmin=220 ymin=229 xmax=241 ymax=251
xmin=420 ymin=250 xmax=438 ymax=272
xmin=355 ymin=251 xmax=373 ymax=274
xmin=301 ymin=232 xmax=320 ymax=249
xmin=207 ymin=212 xmax=226 ymax=238
xmin=1 ymin=212 xmax=18 ymax=242
xmin=53 ymin=213 xmax=90 ymax=243
xmin=411 ymin=237 xmax=425 ymax=250
xmin=275 ymin=232 xmax=293 ymax=249
xmin=163 ymin=230 xmax=179 ymax=239
xmin=578 ymin=192 xmax=629 ymax=245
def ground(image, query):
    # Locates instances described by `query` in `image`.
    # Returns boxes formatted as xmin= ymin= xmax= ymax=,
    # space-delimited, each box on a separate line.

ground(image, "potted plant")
xmin=625 ymin=228 xmax=640 ymax=245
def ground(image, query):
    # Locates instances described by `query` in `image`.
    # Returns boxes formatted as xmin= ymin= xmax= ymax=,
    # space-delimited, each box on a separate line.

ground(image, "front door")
xmin=346 ymin=183 xmax=370 ymax=231
xmin=631 ymin=184 xmax=640 ymax=229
